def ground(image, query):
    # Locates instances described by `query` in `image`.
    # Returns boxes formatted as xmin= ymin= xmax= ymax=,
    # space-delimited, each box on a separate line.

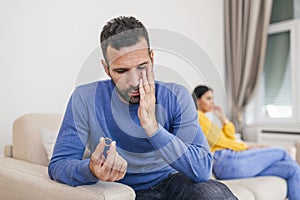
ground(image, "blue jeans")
xmin=213 ymin=148 xmax=300 ymax=200
xmin=135 ymin=172 xmax=237 ymax=200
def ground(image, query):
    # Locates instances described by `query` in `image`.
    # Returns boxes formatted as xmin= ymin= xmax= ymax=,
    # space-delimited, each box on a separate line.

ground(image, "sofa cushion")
xmin=221 ymin=176 xmax=287 ymax=200
xmin=40 ymin=128 xmax=58 ymax=161
xmin=12 ymin=113 xmax=62 ymax=166
xmin=222 ymin=184 xmax=255 ymax=200
xmin=0 ymin=157 xmax=136 ymax=200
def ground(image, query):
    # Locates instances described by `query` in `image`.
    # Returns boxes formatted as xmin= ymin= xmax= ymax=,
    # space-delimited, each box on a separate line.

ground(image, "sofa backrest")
xmin=12 ymin=113 xmax=62 ymax=166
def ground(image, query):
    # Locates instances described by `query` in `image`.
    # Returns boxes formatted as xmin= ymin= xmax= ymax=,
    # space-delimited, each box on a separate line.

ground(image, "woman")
xmin=193 ymin=85 xmax=300 ymax=200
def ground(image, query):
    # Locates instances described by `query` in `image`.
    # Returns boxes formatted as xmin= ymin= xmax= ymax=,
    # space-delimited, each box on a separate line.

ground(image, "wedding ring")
xmin=104 ymin=137 xmax=113 ymax=147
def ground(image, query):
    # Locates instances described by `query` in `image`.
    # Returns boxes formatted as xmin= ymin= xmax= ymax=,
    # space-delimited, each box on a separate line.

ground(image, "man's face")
xmin=102 ymin=38 xmax=154 ymax=104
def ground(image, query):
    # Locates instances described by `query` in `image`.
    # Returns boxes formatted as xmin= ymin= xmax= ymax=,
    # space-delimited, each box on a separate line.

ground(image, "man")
xmin=48 ymin=16 xmax=236 ymax=199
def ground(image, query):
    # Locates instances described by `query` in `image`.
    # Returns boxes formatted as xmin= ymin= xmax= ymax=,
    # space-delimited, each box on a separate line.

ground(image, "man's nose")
xmin=127 ymin=70 xmax=141 ymax=87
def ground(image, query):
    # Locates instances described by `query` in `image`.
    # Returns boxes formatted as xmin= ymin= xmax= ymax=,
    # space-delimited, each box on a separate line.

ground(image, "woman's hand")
xmin=212 ymin=105 xmax=228 ymax=124
xmin=247 ymin=144 xmax=269 ymax=150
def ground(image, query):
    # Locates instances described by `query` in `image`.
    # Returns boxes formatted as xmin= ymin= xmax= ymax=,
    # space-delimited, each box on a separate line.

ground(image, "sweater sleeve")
xmin=198 ymin=111 xmax=247 ymax=152
xmin=148 ymin=86 xmax=212 ymax=183
xmin=222 ymin=122 xmax=236 ymax=140
xmin=48 ymin=90 xmax=99 ymax=186
xmin=197 ymin=111 xmax=222 ymax=150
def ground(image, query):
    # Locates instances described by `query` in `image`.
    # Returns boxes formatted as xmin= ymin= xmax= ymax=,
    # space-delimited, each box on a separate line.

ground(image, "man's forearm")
xmin=49 ymin=158 xmax=99 ymax=186
xmin=148 ymin=125 xmax=212 ymax=182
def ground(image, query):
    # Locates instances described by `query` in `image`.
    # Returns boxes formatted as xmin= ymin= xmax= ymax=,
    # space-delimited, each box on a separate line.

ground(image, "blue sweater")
xmin=48 ymin=80 xmax=212 ymax=191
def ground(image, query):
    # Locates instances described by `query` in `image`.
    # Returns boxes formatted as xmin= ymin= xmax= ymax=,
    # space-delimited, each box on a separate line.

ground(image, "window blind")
xmin=263 ymin=31 xmax=292 ymax=107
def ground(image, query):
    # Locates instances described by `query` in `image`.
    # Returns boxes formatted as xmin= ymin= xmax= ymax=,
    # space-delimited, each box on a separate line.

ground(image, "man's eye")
xmin=137 ymin=65 xmax=146 ymax=70
xmin=116 ymin=70 xmax=126 ymax=74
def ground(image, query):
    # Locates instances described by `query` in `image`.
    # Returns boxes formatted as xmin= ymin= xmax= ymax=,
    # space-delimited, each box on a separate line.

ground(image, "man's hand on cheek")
xmin=138 ymin=66 xmax=158 ymax=137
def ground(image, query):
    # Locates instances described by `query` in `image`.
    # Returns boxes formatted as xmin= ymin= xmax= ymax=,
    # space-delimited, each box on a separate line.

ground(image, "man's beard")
xmin=112 ymin=81 xmax=140 ymax=104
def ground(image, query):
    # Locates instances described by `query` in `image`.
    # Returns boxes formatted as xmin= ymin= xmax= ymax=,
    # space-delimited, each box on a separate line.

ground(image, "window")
xmin=270 ymin=0 xmax=294 ymax=23
xmin=245 ymin=0 xmax=300 ymax=125
xmin=264 ymin=30 xmax=292 ymax=118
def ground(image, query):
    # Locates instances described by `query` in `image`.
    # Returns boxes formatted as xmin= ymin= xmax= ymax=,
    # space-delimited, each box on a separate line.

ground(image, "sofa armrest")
xmin=4 ymin=145 xmax=13 ymax=158
xmin=295 ymin=140 xmax=300 ymax=165
xmin=0 ymin=157 xmax=135 ymax=200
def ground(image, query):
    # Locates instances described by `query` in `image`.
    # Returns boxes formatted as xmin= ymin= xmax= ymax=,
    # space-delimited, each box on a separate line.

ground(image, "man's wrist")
xmin=89 ymin=159 xmax=97 ymax=178
xmin=85 ymin=159 xmax=100 ymax=182
xmin=144 ymin=122 xmax=159 ymax=137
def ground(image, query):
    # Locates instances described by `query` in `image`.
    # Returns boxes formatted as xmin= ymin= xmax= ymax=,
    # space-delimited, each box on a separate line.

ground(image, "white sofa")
xmin=1 ymin=113 xmax=299 ymax=200
xmin=0 ymin=113 xmax=135 ymax=200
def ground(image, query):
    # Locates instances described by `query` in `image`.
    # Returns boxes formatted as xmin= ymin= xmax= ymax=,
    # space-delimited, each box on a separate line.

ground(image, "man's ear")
xmin=149 ymin=49 xmax=154 ymax=63
xmin=101 ymin=59 xmax=110 ymax=76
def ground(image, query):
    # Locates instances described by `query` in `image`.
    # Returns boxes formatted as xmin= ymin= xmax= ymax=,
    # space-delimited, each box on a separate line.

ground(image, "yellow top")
xmin=197 ymin=111 xmax=248 ymax=152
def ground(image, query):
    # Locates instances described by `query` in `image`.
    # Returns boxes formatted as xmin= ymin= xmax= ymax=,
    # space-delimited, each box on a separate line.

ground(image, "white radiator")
xmin=243 ymin=126 xmax=300 ymax=146
xmin=243 ymin=126 xmax=300 ymax=161
xmin=258 ymin=128 xmax=300 ymax=146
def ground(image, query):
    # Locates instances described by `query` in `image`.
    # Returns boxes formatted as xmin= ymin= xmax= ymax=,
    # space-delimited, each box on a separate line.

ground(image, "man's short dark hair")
xmin=100 ymin=16 xmax=150 ymax=63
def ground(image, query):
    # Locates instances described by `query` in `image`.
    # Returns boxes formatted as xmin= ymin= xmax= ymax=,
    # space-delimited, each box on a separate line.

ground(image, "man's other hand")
xmin=89 ymin=137 xmax=127 ymax=181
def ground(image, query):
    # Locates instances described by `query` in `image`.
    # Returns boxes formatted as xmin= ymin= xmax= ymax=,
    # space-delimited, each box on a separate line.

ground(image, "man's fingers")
xmin=92 ymin=140 xmax=128 ymax=182
xmin=109 ymin=153 xmax=123 ymax=181
xmin=118 ymin=157 xmax=127 ymax=179
xmin=110 ymin=155 xmax=128 ymax=181
xmin=142 ymin=69 xmax=148 ymax=85
xmin=112 ymin=157 xmax=127 ymax=181
xmin=103 ymin=141 xmax=117 ymax=169
xmin=147 ymin=66 xmax=155 ymax=84
xmin=142 ymin=69 xmax=151 ymax=95
xmin=92 ymin=137 xmax=105 ymax=160
xmin=139 ymin=78 xmax=146 ymax=102
xmin=147 ymin=66 xmax=155 ymax=93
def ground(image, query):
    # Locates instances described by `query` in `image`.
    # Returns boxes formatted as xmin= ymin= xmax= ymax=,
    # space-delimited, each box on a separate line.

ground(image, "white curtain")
xmin=224 ymin=0 xmax=273 ymax=131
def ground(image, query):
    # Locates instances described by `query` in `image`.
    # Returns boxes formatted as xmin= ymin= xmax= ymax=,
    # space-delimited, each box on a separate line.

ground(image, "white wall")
xmin=0 ymin=0 xmax=224 ymax=155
